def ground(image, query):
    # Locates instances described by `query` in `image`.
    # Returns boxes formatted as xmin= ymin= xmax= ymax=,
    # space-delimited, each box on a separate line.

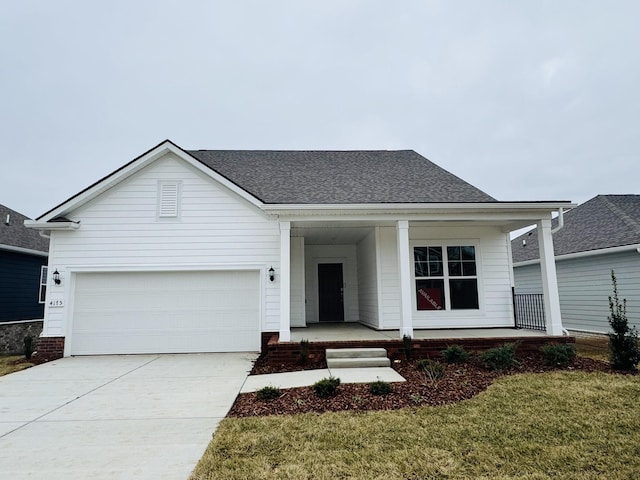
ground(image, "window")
xmin=414 ymin=245 xmax=479 ymax=311
xmin=157 ymin=181 xmax=181 ymax=218
xmin=39 ymin=266 xmax=48 ymax=303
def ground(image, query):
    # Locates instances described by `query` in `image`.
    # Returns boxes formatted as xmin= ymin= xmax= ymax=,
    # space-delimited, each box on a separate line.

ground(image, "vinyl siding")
xmin=43 ymin=153 xmax=281 ymax=337
xmin=377 ymin=226 xmax=401 ymax=328
xmin=514 ymin=250 xmax=640 ymax=332
xmin=356 ymin=229 xmax=379 ymax=328
xmin=0 ymin=251 xmax=46 ymax=322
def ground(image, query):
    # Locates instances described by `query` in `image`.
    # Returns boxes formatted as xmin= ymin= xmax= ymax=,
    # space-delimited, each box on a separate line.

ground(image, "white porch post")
xmin=396 ymin=220 xmax=414 ymax=338
xmin=279 ymin=221 xmax=291 ymax=342
xmin=538 ymin=218 xmax=563 ymax=335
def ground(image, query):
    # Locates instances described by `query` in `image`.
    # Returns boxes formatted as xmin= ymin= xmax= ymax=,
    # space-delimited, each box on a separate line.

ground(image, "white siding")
xmin=514 ymin=250 xmax=640 ymax=333
xmin=356 ymin=229 xmax=379 ymax=328
xmin=43 ymin=153 xmax=281 ymax=338
xmin=290 ymin=237 xmax=306 ymax=327
xmin=377 ymin=226 xmax=401 ymax=329
xmin=304 ymin=244 xmax=359 ymax=323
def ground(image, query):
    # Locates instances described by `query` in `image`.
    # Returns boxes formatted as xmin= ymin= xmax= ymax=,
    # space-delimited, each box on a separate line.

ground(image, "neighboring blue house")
xmin=0 ymin=204 xmax=49 ymax=353
xmin=512 ymin=195 xmax=640 ymax=334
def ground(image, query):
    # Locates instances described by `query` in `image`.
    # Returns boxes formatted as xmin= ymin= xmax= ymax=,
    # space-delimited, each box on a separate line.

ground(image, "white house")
xmin=512 ymin=194 xmax=640 ymax=334
xmin=26 ymin=140 xmax=571 ymax=358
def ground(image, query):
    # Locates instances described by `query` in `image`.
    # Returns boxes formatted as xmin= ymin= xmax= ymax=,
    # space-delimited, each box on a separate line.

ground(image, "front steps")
xmin=326 ymin=347 xmax=391 ymax=368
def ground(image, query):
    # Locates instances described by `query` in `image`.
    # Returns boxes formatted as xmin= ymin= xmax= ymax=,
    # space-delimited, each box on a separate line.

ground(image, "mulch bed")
xmin=228 ymin=354 xmax=615 ymax=418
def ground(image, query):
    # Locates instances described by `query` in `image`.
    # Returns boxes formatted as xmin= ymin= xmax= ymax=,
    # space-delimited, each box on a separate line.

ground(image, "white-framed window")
xmin=157 ymin=181 xmax=181 ymax=219
xmin=39 ymin=266 xmax=48 ymax=303
xmin=414 ymin=244 xmax=479 ymax=311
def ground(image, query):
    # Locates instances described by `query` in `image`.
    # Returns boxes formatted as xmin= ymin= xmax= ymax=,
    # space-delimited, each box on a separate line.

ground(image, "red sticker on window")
xmin=417 ymin=288 xmax=443 ymax=310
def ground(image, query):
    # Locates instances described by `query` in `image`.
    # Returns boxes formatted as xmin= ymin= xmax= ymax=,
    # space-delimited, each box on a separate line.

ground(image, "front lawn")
xmin=0 ymin=355 xmax=34 ymax=376
xmin=190 ymin=371 xmax=640 ymax=479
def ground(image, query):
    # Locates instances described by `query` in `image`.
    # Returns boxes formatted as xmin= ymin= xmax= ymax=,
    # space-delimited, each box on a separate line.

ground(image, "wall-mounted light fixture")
xmin=268 ymin=266 xmax=275 ymax=282
xmin=53 ymin=269 xmax=61 ymax=285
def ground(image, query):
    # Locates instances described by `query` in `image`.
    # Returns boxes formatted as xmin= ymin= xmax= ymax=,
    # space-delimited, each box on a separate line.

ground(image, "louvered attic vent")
xmin=158 ymin=181 xmax=180 ymax=218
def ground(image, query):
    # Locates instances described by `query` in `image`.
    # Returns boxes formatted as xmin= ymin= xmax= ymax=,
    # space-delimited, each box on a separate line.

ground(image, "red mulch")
xmin=228 ymin=354 xmax=616 ymax=418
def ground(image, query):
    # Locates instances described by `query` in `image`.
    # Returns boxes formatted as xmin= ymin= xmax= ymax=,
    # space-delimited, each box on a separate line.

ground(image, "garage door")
xmin=70 ymin=270 xmax=260 ymax=355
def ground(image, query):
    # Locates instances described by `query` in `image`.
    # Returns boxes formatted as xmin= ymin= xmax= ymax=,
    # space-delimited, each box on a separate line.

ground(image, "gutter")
xmin=0 ymin=244 xmax=48 ymax=257
xmin=24 ymin=220 xmax=80 ymax=231
xmin=514 ymin=243 xmax=640 ymax=267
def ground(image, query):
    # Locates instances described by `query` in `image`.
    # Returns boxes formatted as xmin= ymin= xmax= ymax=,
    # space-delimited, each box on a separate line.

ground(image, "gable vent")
xmin=158 ymin=182 xmax=180 ymax=218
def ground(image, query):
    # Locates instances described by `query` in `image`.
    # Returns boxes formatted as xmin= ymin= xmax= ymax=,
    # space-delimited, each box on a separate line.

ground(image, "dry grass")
xmin=190 ymin=371 xmax=640 ymax=479
xmin=0 ymin=355 xmax=34 ymax=376
xmin=575 ymin=335 xmax=609 ymax=362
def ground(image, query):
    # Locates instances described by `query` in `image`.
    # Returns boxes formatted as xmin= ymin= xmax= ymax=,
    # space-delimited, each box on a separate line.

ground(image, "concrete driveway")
xmin=0 ymin=353 xmax=256 ymax=480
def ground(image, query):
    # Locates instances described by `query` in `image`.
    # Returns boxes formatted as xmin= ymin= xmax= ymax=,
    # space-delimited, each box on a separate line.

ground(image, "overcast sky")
xmin=1 ymin=1 xmax=638 ymax=219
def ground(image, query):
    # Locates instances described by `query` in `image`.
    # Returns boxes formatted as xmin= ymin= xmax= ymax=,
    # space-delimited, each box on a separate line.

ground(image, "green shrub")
xmin=299 ymin=339 xmax=310 ymax=365
xmin=541 ymin=343 xmax=576 ymax=367
xmin=608 ymin=270 xmax=640 ymax=371
xmin=369 ymin=379 xmax=393 ymax=396
xmin=416 ymin=358 xmax=445 ymax=381
xmin=24 ymin=335 xmax=35 ymax=360
xmin=442 ymin=345 xmax=470 ymax=364
xmin=313 ymin=376 xmax=340 ymax=398
xmin=481 ymin=344 xmax=519 ymax=371
xmin=256 ymin=385 xmax=281 ymax=400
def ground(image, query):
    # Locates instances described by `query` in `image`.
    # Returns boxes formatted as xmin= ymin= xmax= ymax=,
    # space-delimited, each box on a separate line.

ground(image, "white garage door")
xmin=71 ymin=270 xmax=260 ymax=355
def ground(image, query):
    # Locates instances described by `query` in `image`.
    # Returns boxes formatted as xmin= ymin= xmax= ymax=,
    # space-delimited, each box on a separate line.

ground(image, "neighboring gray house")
xmin=512 ymin=195 xmax=640 ymax=334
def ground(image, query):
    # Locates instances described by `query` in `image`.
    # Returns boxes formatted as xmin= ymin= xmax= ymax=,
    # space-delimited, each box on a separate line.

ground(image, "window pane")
xmin=448 ymin=261 xmax=462 ymax=276
xmin=428 ymin=247 xmax=442 ymax=261
xmin=450 ymin=279 xmax=479 ymax=309
xmin=414 ymin=247 xmax=428 ymax=262
xmin=39 ymin=285 xmax=47 ymax=303
xmin=415 ymin=262 xmax=429 ymax=277
xmin=461 ymin=246 xmax=476 ymax=261
xmin=416 ymin=279 xmax=445 ymax=310
xmin=463 ymin=262 xmax=477 ymax=276
xmin=447 ymin=246 xmax=460 ymax=260
xmin=428 ymin=261 xmax=443 ymax=276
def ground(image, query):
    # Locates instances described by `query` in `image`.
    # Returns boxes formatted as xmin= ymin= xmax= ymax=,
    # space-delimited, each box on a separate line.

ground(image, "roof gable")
xmin=188 ymin=150 xmax=496 ymax=204
xmin=0 ymin=204 xmax=49 ymax=253
xmin=512 ymin=194 xmax=640 ymax=263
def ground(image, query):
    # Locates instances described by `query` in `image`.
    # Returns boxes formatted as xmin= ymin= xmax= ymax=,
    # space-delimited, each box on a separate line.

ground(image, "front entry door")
xmin=318 ymin=263 xmax=344 ymax=322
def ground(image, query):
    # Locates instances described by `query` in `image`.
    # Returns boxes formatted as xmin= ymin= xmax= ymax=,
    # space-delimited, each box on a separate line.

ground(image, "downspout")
xmin=551 ymin=208 xmax=565 ymax=233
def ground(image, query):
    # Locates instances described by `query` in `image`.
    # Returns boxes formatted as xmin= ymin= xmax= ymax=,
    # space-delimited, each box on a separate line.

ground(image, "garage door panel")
xmin=71 ymin=271 xmax=260 ymax=355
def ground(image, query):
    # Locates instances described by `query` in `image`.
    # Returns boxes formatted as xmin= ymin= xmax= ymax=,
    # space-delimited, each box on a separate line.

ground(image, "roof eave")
xmin=513 ymin=242 xmax=640 ymax=266
xmin=24 ymin=220 xmax=81 ymax=231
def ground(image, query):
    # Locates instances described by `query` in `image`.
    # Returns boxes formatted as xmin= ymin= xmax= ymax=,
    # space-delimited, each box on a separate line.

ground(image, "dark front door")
xmin=318 ymin=263 xmax=344 ymax=322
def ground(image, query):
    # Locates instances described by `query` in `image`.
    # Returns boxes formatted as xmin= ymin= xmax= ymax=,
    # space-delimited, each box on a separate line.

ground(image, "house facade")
xmin=0 ymin=204 xmax=49 ymax=353
xmin=26 ymin=141 xmax=570 ymax=358
xmin=512 ymin=195 xmax=640 ymax=334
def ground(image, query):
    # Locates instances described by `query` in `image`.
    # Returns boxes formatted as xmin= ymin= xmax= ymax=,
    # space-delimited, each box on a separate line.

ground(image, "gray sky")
xmin=2 ymin=0 xmax=638 ymax=219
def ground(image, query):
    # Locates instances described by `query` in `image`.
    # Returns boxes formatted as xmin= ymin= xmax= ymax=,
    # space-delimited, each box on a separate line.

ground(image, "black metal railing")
xmin=513 ymin=292 xmax=546 ymax=331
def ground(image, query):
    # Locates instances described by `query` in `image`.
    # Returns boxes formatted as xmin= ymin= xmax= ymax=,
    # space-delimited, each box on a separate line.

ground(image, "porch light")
xmin=53 ymin=269 xmax=61 ymax=285
xmin=268 ymin=266 xmax=275 ymax=282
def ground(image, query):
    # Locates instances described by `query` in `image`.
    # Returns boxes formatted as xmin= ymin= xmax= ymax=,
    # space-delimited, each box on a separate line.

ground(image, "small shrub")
xmin=410 ymin=393 xmax=426 ymax=404
xmin=369 ymin=379 xmax=393 ymax=396
xmin=24 ymin=335 xmax=35 ymax=360
xmin=313 ymin=376 xmax=340 ymax=398
xmin=256 ymin=385 xmax=281 ymax=400
xmin=417 ymin=358 xmax=445 ymax=381
xmin=299 ymin=339 xmax=310 ymax=365
xmin=541 ymin=343 xmax=576 ymax=367
xmin=608 ymin=270 xmax=640 ymax=371
xmin=481 ymin=343 xmax=519 ymax=371
xmin=442 ymin=345 xmax=470 ymax=364
xmin=402 ymin=334 xmax=413 ymax=359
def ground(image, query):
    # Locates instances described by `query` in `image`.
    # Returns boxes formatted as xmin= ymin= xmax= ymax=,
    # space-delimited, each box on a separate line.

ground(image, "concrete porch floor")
xmin=290 ymin=322 xmax=550 ymax=342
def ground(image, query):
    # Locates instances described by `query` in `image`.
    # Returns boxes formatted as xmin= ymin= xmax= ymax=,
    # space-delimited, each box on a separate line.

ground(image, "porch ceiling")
xmin=292 ymin=225 xmax=373 ymax=245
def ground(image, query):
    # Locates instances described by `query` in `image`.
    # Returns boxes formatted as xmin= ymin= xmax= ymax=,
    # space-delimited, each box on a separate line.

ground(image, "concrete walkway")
xmin=0 ymin=353 xmax=256 ymax=480
xmin=241 ymin=366 xmax=405 ymax=393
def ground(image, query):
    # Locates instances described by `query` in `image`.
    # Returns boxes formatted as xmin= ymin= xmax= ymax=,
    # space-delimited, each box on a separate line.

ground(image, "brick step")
xmin=327 ymin=356 xmax=391 ymax=368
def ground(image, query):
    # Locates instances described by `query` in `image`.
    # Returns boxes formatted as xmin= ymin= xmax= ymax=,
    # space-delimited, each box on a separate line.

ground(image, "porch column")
xmin=396 ymin=220 xmax=414 ymax=338
xmin=279 ymin=221 xmax=291 ymax=342
xmin=538 ymin=218 xmax=563 ymax=336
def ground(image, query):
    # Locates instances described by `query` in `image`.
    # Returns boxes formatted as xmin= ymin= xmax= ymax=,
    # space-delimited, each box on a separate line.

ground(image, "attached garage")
xmin=70 ymin=270 xmax=260 ymax=355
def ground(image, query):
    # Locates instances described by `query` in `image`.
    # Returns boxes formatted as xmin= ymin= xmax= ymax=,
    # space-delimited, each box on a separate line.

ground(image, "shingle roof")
xmin=187 ymin=150 xmax=496 ymax=204
xmin=511 ymin=195 xmax=640 ymax=263
xmin=0 ymin=204 xmax=49 ymax=253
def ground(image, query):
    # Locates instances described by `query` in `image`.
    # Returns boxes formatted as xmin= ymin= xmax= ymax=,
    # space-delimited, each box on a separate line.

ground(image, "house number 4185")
xmin=49 ymin=299 xmax=64 ymax=308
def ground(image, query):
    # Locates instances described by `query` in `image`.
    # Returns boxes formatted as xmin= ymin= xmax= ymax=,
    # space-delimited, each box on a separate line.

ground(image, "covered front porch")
xmin=273 ymin=205 xmax=566 ymax=343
